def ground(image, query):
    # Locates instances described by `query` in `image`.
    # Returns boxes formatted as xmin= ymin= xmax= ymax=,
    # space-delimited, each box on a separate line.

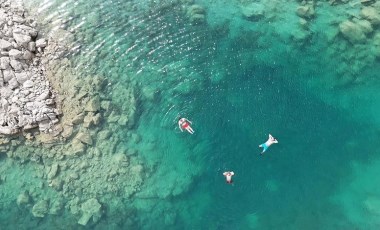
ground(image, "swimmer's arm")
xmin=223 ymin=172 xmax=227 ymax=176
xmin=230 ymin=172 xmax=234 ymax=176
xmin=187 ymin=119 xmax=192 ymax=124
xmin=178 ymin=123 xmax=183 ymax=131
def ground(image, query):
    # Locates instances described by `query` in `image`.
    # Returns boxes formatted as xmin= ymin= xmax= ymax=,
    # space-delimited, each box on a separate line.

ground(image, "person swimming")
xmin=223 ymin=171 xmax=234 ymax=184
xmin=178 ymin=118 xmax=194 ymax=134
xmin=259 ymin=134 xmax=278 ymax=154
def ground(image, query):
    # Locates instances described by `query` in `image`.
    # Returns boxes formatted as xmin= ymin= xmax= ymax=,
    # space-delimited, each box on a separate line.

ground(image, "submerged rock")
xmin=32 ymin=200 xmax=49 ymax=218
xmin=47 ymin=163 xmax=59 ymax=179
xmin=186 ymin=4 xmax=206 ymax=24
xmin=85 ymin=96 xmax=101 ymax=112
xmin=17 ymin=191 xmax=31 ymax=207
xmin=364 ymin=197 xmax=380 ymax=216
xmin=296 ymin=5 xmax=315 ymax=19
xmin=339 ymin=20 xmax=367 ymax=43
xmin=71 ymin=139 xmax=87 ymax=155
xmin=78 ymin=198 xmax=102 ymax=226
xmin=75 ymin=131 xmax=93 ymax=145
xmin=361 ymin=7 xmax=380 ymax=26
xmin=241 ymin=3 xmax=265 ymax=21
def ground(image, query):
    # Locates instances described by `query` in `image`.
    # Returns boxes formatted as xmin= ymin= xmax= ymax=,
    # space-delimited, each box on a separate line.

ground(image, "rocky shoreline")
xmin=0 ymin=0 xmax=144 ymax=227
xmin=0 ymin=0 xmax=59 ymax=136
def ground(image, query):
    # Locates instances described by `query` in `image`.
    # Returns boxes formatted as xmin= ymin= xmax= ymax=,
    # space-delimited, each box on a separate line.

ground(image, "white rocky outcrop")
xmin=0 ymin=0 xmax=59 ymax=136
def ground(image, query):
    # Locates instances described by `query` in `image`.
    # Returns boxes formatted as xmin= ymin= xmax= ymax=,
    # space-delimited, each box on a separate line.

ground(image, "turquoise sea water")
xmin=3 ymin=0 xmax=380 ymax=229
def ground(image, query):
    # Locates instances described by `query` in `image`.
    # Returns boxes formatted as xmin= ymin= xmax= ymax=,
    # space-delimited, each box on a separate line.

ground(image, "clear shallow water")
xmin=5 ymin=0 xmax=380 ymax=229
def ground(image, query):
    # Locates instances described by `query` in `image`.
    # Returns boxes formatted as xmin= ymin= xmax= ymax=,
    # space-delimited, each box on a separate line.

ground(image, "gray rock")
xmin=0 ymin=98 xmax=9 ymax=110
xmin=0 ymin=57 xmax=10 ymax=70
xmin=0 ymin=39 xmax=12 ymax=50
xmin=3 ymin=69 xmax=15 ymax=82
xmin=14 ymin=25 xmax=38 ymax=37
xmin=0 ymin=9 xmax=6 ymax=24
xmin=0 ymin=71 xmax=3 ymax=87
xmin=23 ymin=50 xmax=32 ymax=60
xmin=23 ymin=80 xmax=34 ymax=88
xmin=9 ymin=49 xmax=23 ymax=59
xmin=12 ymin=15 xmax=25 ymax=23
xmin=10 ymin=59 xmax=23 ymax=72
xmin=36 ymin=91 xmax=50 ymax=101
xmin=15 ymin=72 xmax=29 ymax=83
xmin=0 ymin=87 xmax=13 ymax=98
xmin=12 ymin=41 xmax=21 ymax=50
xmin=38 ymin=120 xmax=51 ymax=131
xmin=27 ymin=41 xmax=35 ymax=52
xmin=10 ymin=0 xmax=24 ymax=17
xmin=36 ymin=113 xmax=48 ymax=122
xmin=8 ymin=77 xmax=19 ymax=89
xmin=24 ymin=123 xmax=38 ymax=130
xmin=0 ymin=126 xmax=18 ymax=135
xmin=4 ymin=25 xmax=12 ymax=37
xmin=36 ymin=38 xmax=47 ymax=48
xmin=13 ymin=33 xmax=31 ymax=48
